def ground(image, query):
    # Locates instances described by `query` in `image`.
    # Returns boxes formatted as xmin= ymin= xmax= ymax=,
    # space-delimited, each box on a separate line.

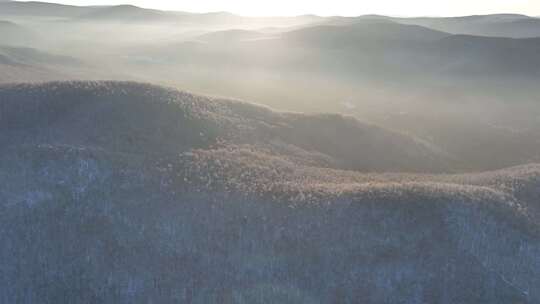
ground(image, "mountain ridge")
xmin=0 ymin=81 xmax=454 ymax=172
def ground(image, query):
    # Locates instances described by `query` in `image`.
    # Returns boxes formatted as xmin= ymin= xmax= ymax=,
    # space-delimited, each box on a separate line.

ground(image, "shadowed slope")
xmin=1 ymin=139 xmax=539 ymax=303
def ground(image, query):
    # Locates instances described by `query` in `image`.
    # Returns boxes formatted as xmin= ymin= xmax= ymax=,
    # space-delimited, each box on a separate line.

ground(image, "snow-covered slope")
xmin=1 ymin=81 xmax=539 ymax=303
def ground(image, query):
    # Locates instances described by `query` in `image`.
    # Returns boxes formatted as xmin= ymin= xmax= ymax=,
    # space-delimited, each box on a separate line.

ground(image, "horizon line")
xmin=4 ymin=0 xmax=538 ymax=19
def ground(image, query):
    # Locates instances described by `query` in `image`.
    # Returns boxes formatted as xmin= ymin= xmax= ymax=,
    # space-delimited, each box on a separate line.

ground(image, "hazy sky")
xmin=53 ymin=0 xmax=540 ymax=17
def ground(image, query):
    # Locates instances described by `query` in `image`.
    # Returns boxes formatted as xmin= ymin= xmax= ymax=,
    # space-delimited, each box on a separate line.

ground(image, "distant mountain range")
xmin=321 ymin=14 xmax=540 ymax=37
xmin=0 ymin=1 xmax=93 ymax=17
xmin=0 ymin=1 xmax=320 ymax=29
xmin=390 ymin=14 xmax=540 ymax=38
xmin=2 ymin=2 xmax=540 ymax=37
xmin=138 ymin=19 xmax=540 ymax=84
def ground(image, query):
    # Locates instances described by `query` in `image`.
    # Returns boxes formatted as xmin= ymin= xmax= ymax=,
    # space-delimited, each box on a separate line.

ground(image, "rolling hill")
xmin=0 ymin=45 xmax=80 ymax=66
xmin=281 ymin=20 xmax=449 ymax=47
xmin=0 ymin=81 xmax=452 ymax=172
xmin=1 ymin=81 xmax=539 ymax=303
xmin=0 ymin=46 xmax=138 ymax=84
xmin=325 ymin=14 xmax=540 ymax=38
xmin=433 ymin=34 xmax=540 ymax=75
xmin=75 ymin=4 xmax=183 ymax=23
xmin=0 ymin=46 xmax=84 ymax=82
xmin=0 ymin=20 xmax=36 ymax=46
xmin=281 ymin=21 xmax=540 ymax=76
xmin=0 ymin=1 xmax=94 ymax=17
xmin=393 ymin=14 xmax=540 ymax=38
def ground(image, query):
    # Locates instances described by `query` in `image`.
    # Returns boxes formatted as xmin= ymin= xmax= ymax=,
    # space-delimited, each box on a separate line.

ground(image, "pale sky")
xmin=52 ymin=0 xmax=540 ymax=17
